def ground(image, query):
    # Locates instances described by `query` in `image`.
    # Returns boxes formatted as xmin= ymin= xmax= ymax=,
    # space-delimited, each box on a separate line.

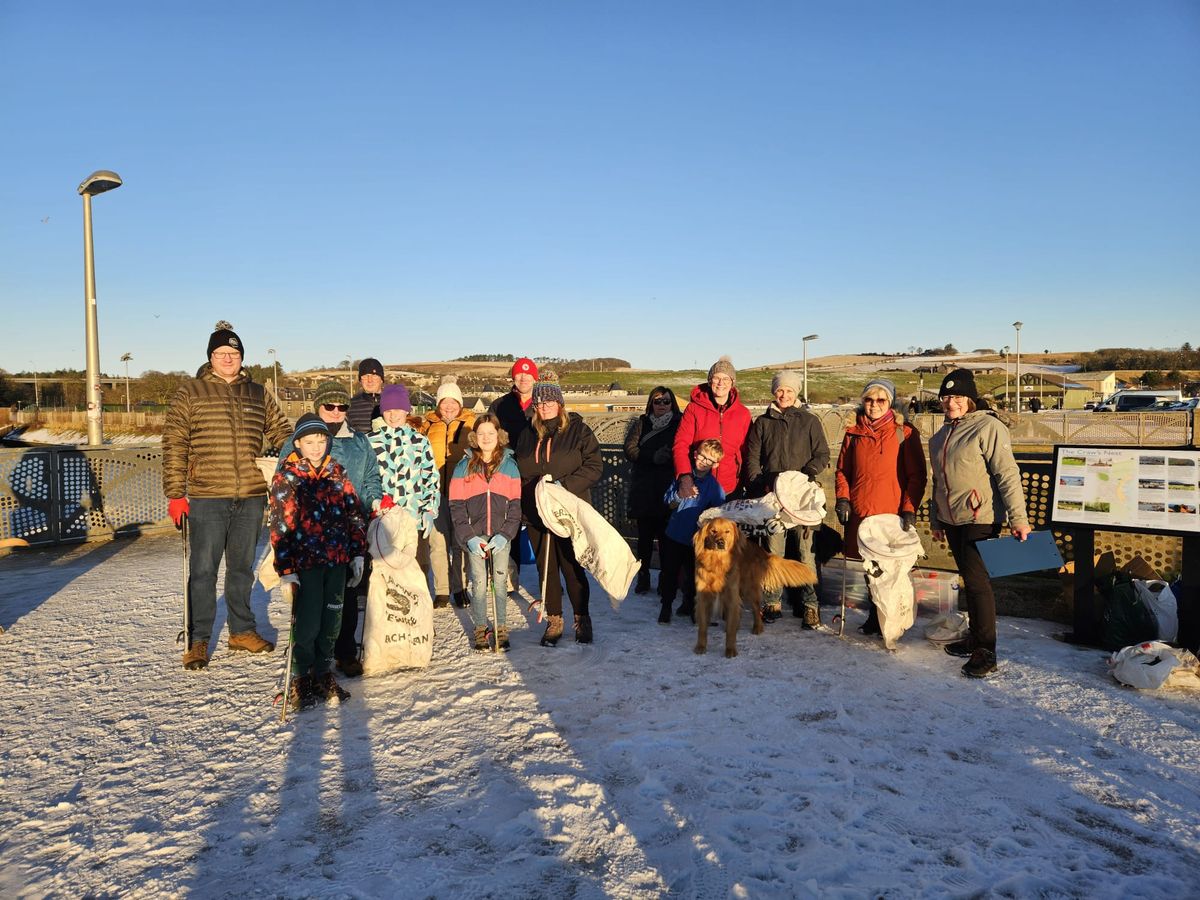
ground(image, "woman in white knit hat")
xmin=419 ymin=376 xmax=476 ymax=607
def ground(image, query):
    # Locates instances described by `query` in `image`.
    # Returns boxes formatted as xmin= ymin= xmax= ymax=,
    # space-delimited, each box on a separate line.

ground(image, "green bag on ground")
xmin=1099 ymin=572 xmax=1158 ymax=651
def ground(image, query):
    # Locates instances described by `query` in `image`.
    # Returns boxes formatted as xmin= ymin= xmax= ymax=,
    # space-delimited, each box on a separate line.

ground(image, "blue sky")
xmin=2 ymin=1 xmax=1197 ymax=376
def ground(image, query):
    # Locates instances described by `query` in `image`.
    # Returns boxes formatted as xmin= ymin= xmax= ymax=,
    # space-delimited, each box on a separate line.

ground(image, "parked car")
xmin=1093 ymin=389 xmax=1184 ymax=412
xmin=1165 ymin=397 xmax=1199 ymax=411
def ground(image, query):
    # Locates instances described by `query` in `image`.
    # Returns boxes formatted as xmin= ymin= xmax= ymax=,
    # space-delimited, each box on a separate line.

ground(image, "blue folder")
xmin=977 ymin=530 xmax=1064 ymax=578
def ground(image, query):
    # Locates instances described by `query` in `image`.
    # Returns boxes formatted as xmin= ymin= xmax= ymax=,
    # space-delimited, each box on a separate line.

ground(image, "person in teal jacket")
xmin=276 ymin=381 xmax=382 ymax=676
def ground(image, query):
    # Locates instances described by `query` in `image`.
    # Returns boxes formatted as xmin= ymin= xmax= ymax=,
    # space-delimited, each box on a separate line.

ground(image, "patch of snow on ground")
xmin=0 ymin=533 xmax=1197 ymax=898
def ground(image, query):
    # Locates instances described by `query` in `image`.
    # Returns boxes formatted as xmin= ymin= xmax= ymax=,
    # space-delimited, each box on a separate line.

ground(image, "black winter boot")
xmin=944 ymin=638 xmax=974 ymax=658
xmin=658 ymin=600 xmax=671 ymax=625
xmin=574 ymin=614 xmax=593 ymax=644
xmin=635 ymin=569 xmax=651 ymax=595
xmin=858 ymin=605 xmax=881 ymax=636
xmin=962 ymin=648 xmax=998 ymax=678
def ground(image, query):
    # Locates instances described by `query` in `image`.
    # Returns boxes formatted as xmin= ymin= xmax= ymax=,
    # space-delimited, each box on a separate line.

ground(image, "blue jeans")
xmin=187 ymin=496 xmax=266 ymax=643
xmin=763 ymin=525 xmax=817 ymax=612
xmin=466 ymin=543 xmax=510 ymax=628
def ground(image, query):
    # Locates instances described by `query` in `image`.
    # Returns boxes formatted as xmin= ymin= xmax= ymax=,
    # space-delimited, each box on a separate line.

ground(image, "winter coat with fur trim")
xmin=163 ymin=364 xmax=291 ymax=500
xmin=276 ymin=420 xmax=383 ymax=514
xmin=671 ymin=384 xmax=752 ymax=496
xmin=927 ymin=410 xmax=1028 ymax=531
xmin=419 ymin=408 xmax=477 ymax=490
xmin=834 ymin=411 xmax=927 ymax=558
xmin=514 ymin=413 xmax=603 ymax=524
xmin=448 ymin=449 xmax=523 ymax=545
xmin=269 ymin=452 xmax=368 ymax=576
xmin=743 ymin=402 xmax=830 ymax=497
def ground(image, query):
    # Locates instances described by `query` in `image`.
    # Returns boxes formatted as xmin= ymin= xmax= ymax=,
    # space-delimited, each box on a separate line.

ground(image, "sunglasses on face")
xmin=322 ymin=403 xmax=349 ymax=412
xmin=652 ymin=397 xmax=671 ymax=405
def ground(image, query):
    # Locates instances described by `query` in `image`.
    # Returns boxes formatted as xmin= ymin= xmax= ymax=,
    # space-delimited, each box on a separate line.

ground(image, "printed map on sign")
xmin=1050 ymin=446 xmax=1200 ymax=535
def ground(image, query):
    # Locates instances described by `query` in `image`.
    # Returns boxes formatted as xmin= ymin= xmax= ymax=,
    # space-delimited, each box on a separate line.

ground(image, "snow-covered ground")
xmin=1 ymin=534 xmax=1197 ymax=899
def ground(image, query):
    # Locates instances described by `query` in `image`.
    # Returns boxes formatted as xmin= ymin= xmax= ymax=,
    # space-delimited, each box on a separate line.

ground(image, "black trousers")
xmin=635 ymin=515 xmax=669 ymax=573
xmin=525 ymin=520 xmax=590 ymax=619
xmin=943 ymin=522 xmax=1002 ymax=652
xmin=334 ymin=555 xmax=372 ymax=661
xmin=658 ymin=537 xmax=695 ymax=605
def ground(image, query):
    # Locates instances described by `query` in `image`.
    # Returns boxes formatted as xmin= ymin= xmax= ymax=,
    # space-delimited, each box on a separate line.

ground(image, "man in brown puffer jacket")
xmin=163 ymin=322 xmax=292 ymax=670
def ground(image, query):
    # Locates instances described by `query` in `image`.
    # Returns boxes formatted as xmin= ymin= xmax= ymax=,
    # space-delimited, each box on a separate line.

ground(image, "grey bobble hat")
xmin=862 ymin=378 xmax=896 ymax=402
xmin=707 ymin=355 xmax=736 ymax=383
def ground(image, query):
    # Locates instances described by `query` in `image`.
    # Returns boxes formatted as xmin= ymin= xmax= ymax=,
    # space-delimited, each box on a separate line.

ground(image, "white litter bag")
xmin=1108 ymin=642 xmax=1200 ymax=691
xmin=362 ymin=508 xmax=433 ymax=674
xmin=857 ymin=514 xmax=926 ymax=650
xmin=1133 ymin=580 xmax=1178 ymax=644
xmin=698 ymin=470 xmax=826 ymax=536
xmin=535 ymin=478 xmax=639 ymax=607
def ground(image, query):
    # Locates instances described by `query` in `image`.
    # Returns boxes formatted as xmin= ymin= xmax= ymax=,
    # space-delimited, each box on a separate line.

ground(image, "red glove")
xmin=379 ymin=495 xmax=396 ymax=511
xmin=169 ymin=497 xmax=190 ymax=528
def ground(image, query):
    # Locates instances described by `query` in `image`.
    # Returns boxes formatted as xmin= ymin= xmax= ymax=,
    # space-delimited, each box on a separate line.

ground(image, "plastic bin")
xmin=911 ymin=568 xmax=960 ymax=615
xmin=818 ymin=558 xmax=872 ymax=609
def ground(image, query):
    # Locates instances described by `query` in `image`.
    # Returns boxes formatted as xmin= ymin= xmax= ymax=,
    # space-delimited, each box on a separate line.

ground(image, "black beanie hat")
xmin=358 ymin=357 xmax=384 ymax=379
xmin=938 ymin=368 xmax=978 ymax=400
xmin=207 ymin=320 xmax=245 ymax=358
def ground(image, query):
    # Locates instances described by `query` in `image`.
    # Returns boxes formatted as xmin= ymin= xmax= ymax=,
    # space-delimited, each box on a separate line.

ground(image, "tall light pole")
xmin=120 ymin=352 xmax=132 ymax=412
xmin=1012 ymin=321 xmax=1023 ymax=416
xmin=268 ymin=348 xmax=280 ymax=400
xmin=29 ymin=362 xmax=40 ymax=409
xmin=802 ymin=333 xmax=819 ymax=405
xmin=79 ymin=169 xmax=123 ymax=446
xmin=1002 ymin=345 xmax=1010 ymax=407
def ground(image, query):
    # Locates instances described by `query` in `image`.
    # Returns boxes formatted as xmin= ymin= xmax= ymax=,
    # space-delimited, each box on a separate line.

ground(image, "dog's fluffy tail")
xmin=761 ymin=556 xmax=818 ymax=593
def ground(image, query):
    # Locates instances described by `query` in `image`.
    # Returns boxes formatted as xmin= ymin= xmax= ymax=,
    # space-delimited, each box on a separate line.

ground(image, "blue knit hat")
xmin=292 ymin=413 xmax=330 ymax=442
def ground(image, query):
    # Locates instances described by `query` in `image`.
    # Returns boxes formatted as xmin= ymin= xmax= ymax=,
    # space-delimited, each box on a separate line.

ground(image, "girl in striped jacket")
xmin=449 ymin=415 xmax=523 ymax=650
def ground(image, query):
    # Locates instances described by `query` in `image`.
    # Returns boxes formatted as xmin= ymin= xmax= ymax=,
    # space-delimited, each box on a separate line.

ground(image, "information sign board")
xmin=1049 ymin=445 xmax=1200 ymax=537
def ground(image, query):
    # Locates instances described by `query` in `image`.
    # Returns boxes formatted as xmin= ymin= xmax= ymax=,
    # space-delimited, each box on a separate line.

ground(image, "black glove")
xmin=901 ymin=511 xmax=916 ymax=531
xmin=835 ymin=498 xmax=852 ymax=526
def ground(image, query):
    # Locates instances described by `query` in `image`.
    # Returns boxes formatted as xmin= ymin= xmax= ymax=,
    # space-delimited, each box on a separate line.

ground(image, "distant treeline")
xmin=1080 ymin=344 xmax=1198 ymax=372
xmin=453 ymin=354 xmax=515 ymax=363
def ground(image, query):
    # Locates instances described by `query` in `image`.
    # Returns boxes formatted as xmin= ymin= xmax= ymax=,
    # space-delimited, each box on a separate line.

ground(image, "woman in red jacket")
xmin=671 ymin=356 xmax=752 ymax=500
xmin=834 ymin=378 xmax=928 ymax=635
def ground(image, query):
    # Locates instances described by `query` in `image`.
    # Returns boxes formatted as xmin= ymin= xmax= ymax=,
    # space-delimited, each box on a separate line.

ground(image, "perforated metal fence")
xmin=0 ymin=435 xmax=1187 ymax=574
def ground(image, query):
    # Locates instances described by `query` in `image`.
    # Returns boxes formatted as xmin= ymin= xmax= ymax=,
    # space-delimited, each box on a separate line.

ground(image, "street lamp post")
xmin=1012 ymin=322 xmax=1023 ymax=416
xmin=268 ymin=348 xmax=280 ymax=401
xmin=1002 ymin=345 xmax=1010 ymax=407
xmin=120 ymin=352 xmax=132 ymax=412
xmin=79 ymin=170 xmax=123 ymax=446
xmin=802 ymin=334 xmax=819 ymax=405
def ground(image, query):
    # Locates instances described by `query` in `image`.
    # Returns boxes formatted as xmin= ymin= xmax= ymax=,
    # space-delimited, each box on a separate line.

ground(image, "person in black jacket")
xmin=488 ymin=357 xmax=538 ymax=445
xmin=743 ymin=370 xmax=830 ymax=626
xmin=623 ymin=387 xmax=681 ymax=596
xmin=515 ymin=379 xmax=603 ymax=646
xmin=348 ymin=357 xmax=384 ymax=434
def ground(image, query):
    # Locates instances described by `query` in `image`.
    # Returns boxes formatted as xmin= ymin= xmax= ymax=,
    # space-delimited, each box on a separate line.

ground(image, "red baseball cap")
xmin=512 ymin=358 xmax=538 ymax=379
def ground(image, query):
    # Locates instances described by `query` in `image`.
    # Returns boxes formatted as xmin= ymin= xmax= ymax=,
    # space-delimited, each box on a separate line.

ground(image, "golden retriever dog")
xmin=693 ymin=517 xmax=818 ymax=658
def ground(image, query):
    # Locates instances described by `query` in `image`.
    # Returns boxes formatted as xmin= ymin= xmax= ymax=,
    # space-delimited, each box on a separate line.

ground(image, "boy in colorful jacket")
xmin=270 ymin=414 xmax=368 ymax=711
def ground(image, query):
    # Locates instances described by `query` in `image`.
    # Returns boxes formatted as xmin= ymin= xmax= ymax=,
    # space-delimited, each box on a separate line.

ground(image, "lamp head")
xmin=78 ymin=170 xmax=123 ymax=196
xmin=1012 ymin=321 xmax=1023 ymax=330
xmin=802 ymin=334 xmax=819 ymax=342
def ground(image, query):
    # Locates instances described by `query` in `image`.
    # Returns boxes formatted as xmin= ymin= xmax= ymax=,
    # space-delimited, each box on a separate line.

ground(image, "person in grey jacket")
xmin=928 ymin=369 xmax=1031 ymax=678
xmin=743 ymin=370 xmax=830 ymax=626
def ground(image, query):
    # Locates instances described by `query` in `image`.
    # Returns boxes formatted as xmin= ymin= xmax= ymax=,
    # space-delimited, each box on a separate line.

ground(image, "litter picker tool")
xmin=175 ymin=513 xmax=190 ymax=646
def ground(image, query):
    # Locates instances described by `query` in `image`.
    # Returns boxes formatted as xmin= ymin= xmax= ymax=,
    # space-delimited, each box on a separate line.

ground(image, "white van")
xmin=1094 ymin=389 xmax=1184 ymax=412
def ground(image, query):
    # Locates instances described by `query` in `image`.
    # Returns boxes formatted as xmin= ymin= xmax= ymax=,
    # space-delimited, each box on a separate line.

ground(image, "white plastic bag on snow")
xmin=925 ymin=611 xmax=969 ymax=645
xmin=362 ymin=508 xmax=433 ymax=674
xmin=858 ymin=514 xmax=926 ymax=650
xmin=1133 ymin=579 xmax=1178 ymax=644
xmin=1108 ymin=642 xmax=1200 ymax=691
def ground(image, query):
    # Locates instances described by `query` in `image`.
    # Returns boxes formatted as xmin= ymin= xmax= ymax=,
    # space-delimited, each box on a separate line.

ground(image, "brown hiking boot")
xmin=336 ymin=657 xmax=363 ymax=678
xmin=228 ymin=630 xmax=275 ymax=653
xmin=496 ymin=626 xmax=510 ymax=651
xmin=802 ymin=607 xmax=821 ymax=630
xmin=183 ymin=640 xmax=209 ymax=670
xmin=313 ymin=672 xmax=351 ymax=703
xmin=473 ymin=625 xmax=490 ymax=650
xmin=540 ymin=614 xmax=564 ymax=647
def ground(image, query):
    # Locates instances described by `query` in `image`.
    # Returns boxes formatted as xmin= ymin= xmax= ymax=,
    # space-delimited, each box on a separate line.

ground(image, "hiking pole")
xmin=280 ymin=590 xmax=297 ymax=723
xmin=486 ymin=552 xmax=499 ymax=653
xmin=176 ymin=513 xmax=190 ymax=646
